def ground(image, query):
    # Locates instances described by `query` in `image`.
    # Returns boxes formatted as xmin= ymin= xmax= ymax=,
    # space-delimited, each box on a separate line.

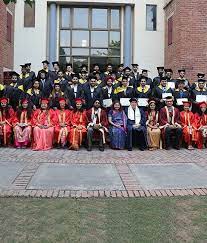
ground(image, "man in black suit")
xmin=82 ymin=74 xmax=102 ymax=109
xmin=38 ymin=69 xmax=53 ymax=98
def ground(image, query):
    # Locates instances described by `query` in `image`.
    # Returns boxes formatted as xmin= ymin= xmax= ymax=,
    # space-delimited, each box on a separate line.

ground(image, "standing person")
xmin=177 ymin=69 xmax=190 ymax=90
xmin=165 ymin=68 xmax=176 ymax=90
xmin=51 ymin=61 xmax=60 ymax=81
xmin=125 ymin=98 xmax=148 ymax=151
xmin=37 ymin=60 xmax=53 ymax=80
xmin=69 ymin=98 xmax=88 ymax=150
xmin=56 ymin=70 xmax=68 ymax=91
xmin=152 ymin=66 xmax=165 ymax=88
xmin=82 ymin=74 xmax=102 ymax=109
xmin=141 ymin=69 xmax=152 ymax=88
xmin=4 ymin=71 xmax=24 ymax=110
xmin=180 ymin=101 xmax=197 ymax=150
xmin=194 ymin=102 xmax=207 ymax=149
xmin=86 ymin=99 xmax=109 ymax=151
xmin=108 ymin=100 xmax=127 ymax=149
xmin=64 ymin=63 xmax=75 ymax=81
xmin=146 ymin=99 xmax=161 ymax=151
xmin=191 ymin=73 xmax=205 ymax=90
xmin=191 ymin=79 xmax=207 ymax=113
xmin=32 ymin=98 xmax=56 ymax=151
xmin=173 ymin=79 xmax=190 ymax=111
xmin=54 ymin=98 xmax=71 ymax=148
xmin=49 ymin=81 xmax=65 ymax=110
xmin=13 ymin=99 xmax=33 ymax=148
xmin=79 ymin=70 xmax=88 ymax=85
xmin=159 ymin=96 xmax=182 ymax=150
xmin=25 ymin=63 xmax=36 ymax=82
xmin=0 ymin=97 xmax=14 ymax=146
xmin=27 ymin=79 xmax=43 ymax=110
xmin=101 ymin=76 xmax=115 ymax=100
xmin=152 ymin=76 xmax=173 ymax=110
xmin=19 ymin=64 xmax=33 ymax=92
xmin=131 ymin=64 xmax=140 ymax=83
xmin=38 ymin=69 xmax=53 ymax=98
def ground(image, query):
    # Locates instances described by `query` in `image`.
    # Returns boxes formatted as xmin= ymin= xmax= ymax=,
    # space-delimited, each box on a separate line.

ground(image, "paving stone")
xmin=27 ymin=164 xmax=124 ymax=191
xmin=0 ymin=163 xmax=25 ymax=189
xmin=130 ymin=163 xmax=207 ymax=190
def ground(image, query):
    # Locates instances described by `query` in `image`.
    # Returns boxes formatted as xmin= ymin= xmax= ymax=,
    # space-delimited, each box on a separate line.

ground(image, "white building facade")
xmin=14 ymin=0 xmax=165 ymax=77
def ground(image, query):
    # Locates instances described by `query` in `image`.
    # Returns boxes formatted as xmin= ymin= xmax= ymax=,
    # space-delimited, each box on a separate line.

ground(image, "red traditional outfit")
xmin=194 ymin=102 xmax=207 ymax=149
xmin=13 ymin=101 xmax=32 ymax=148
xmin=180 ymin=102 xmax=198 ymax=148
xmin=32 ymin=99 xmax=56 ymax=151
xmin=0 ymin=98 xmax=14 ymax=146
xmin=69 ymin=99 xmax=87 ymax=150
xmin=54 ymin=98 xmax=71 ymax=147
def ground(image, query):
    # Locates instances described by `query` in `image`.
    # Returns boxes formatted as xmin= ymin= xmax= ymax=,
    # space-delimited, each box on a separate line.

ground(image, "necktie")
xmin=180 ymin=90 xmax=183 ymax=98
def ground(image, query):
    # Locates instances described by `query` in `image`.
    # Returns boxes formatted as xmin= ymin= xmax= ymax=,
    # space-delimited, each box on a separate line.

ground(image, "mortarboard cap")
xmin=0 ymin=97 xmax=9 ymax=104
xmin=20 ymin=65 xmax=26 ymax=68
xmin=197 ymin=73 xmax=205 ymax=78
xmin=123 ymin=66 xmax=131 ymax=72
xmin=52 ymin=61 xmax=59 ymax=66
xmin=66 ymin=63 xmax=73 ymax=68
xmin=165 ymin=68 xmax=173 ymax=73
xmin=131 ymin=64 xmax=139 ymax=67
xmin=199 ymin=102 xmax=207 ymax=108
xmin=59 ymin=97 xmax=66 ymax=103
xmin=40 ymin=98 xmax=49 ymax=104
xmin=141 ymin=69 xmax=149 ymax=73
xmin=25 ymin=63 xmax=31 ymax=67
xmin=157 ymin=66 xmax=164 ymax=70
xmin=11 ymin=71 xmax=19 ymax=77
xmin=182 ymin=101 xmax=191 ymax=106
xmin=178 ymin=69 xmax=185 ymax=73
xmin=75 ymin=98 xmax=83 ymax=104
xmin=118 ymin=63 xmax=124 ymax=67
xmin=198 ymin=79 xmax=206 ymax=83
xmin=42 ymin=60 xmax=50 ymax=65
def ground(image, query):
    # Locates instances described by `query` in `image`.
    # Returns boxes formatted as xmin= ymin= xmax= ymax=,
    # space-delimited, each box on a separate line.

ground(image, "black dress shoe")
xmin=128 ymin=148 xmax=132 ymax=151
xmin=87 ymin=147 xmax=92 ymax=151
xmin=140 ymin=147 xmax=145 ymax=151
xmin=99 ymin=146 xmax=104 ymax=152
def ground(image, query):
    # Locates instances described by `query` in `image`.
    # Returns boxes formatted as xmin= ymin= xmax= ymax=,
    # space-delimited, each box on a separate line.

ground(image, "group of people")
xmin=0 ymin=61 xmax=207 ymax=151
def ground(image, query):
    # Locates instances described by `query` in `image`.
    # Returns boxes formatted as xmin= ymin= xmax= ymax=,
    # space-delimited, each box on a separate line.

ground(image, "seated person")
xmin=86 ymin=99 xmax=108 ymax=152
xmin=159 ymin=96 xmax=182 ymax=150
xmin=125 ymin=98 xmax=148 ymax=151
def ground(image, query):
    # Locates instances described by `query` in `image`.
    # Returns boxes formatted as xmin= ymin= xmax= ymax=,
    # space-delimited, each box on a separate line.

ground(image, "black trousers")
xmin=87 ymin=127 xmax=104 ymax=148
xmin=164 ymin=127 xmax=182 ymax=148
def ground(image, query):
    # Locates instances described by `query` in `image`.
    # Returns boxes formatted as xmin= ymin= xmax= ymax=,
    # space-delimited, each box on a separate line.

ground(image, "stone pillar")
xmin=49 ymin=3 xmax=57 ymax=67
xmin=124 ymin=5 xmax=132 ymax=66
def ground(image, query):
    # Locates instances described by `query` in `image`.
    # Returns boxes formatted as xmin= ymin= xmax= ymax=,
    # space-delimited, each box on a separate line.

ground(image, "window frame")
xmin=146 ymin=4 xmax=157 ymax=31
xmin=24 ymin=1 xmax=35 ymax=28
xmin=168 ymin=16 xmax=173 ymax=46
xmin=6 ymin=11 xmax=12 ymax=42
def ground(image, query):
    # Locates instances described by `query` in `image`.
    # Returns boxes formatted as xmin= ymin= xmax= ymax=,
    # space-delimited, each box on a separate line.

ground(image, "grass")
xmin=0 ymin=197 xmax=207 ymax=242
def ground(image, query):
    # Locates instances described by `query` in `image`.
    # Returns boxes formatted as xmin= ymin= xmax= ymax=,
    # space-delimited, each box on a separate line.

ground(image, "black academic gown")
xmin=39 ymin=78 xmax=53 ymax=98
xmin=173 ymin=89 xmax=190 ymax=111
xmin=152 ymin=85 xmax=173 ymax=110
xmin=82 ymin=84 xmax=102 ymax=109
xmin=64 ymin=84 xmax=84 ymax=108
xmin=191 ymin=88 xmax=207 ymax=112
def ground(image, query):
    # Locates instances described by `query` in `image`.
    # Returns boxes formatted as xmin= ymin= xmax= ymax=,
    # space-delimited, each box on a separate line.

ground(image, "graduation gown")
xmin=4 ymin=83 xmax=24 ymax=110
xmin=69 ymin=110 xmax=87 ymax=150
xmin=173 ymin=89 xmax=190 ymax=110
xmin=13 ymin=110 xmax=32 ymax=148
xmin=39 ymin=78 xmax=53 ymax=98
xmin=19 ymin=73 xmax=33 ymax=91
xmin=54 ymin=109 xmax=71 ymax=145
xmin=0 ymin=107 xmax=14 ymax=145
xmin=191 ymin=88 xmax=207 ymax=112
xmin=152 ymin=85 xmax=173 ymax=110
xmin=113 ymin=85 xmax=134 ymax=100
xmin=194 ymin=113 xmax=207 ymax=149
xmin=180 ymin=111 xmax=198 ymax=146
xmin=49 ymin=91 xmax=65 ymax=109
xmin=64 ymin=84 xmax=84 ymax=108
xmin=32 ymin=109 xmax=56 ymax=151
xmin=27 ymin=88 xmax=43 ymax=109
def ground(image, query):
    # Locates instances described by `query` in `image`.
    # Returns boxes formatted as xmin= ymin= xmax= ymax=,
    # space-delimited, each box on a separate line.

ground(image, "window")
xmin=24 ymin=1 xmax=35 ymax=27
xmin=59 ymin=7 xmax=121 ymax=72
xmin=6 ymin=11 xmax=12 ymax=42
xmin=168 ymin=16 xmax=173 ymax=45
xmin=146 ymin=5 xmax=157 ymax=31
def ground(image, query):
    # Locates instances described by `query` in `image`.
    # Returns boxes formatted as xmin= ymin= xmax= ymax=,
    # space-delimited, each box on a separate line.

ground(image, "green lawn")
xmin=0 ymin=197 xmax=207 ymax=242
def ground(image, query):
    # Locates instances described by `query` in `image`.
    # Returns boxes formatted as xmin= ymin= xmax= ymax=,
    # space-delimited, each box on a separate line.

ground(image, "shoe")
xmin=140 ymin=147 xmax=145 ymax=151
xmin=99 ymin=146 xmax=104 ymax=152
xmin=128 ymin=148 xmax=132 ymax=151
xmin=165 ymin=147 xmax=170 ymax=150
xmin=87 ymin=147 xmax=92 ymax=152
xmin=175 ymin=146 xmax=180 ymax=150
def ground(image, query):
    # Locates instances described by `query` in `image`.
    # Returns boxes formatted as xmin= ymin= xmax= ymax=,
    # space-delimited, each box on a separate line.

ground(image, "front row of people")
xmin=0 ymin=96 xmax=206 ymax=151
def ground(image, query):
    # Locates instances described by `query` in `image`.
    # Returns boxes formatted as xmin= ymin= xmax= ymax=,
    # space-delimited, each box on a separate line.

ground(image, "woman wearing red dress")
xmin=180 ymin=101 xmax=197 ymax=150
xmin=194 ymin=102 xmax=207 ymax=149
xmin=0 ymin=97 xmax=14 ymax=146
xmin=54 ymin=98 xmax=71 ymax=148
xmin=69 ymin=98 xmax=87 ymax=150
xmin=13 ymin=98 xmax=33 ymax=148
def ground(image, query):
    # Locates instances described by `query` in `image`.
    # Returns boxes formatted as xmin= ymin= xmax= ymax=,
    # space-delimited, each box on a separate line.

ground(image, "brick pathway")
xmin=0 ymin=148 xmax=207 ymax=198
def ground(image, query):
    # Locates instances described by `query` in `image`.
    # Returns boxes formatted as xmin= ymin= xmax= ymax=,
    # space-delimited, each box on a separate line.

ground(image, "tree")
xmin=3 ymin=0 xmax=33 ymax=6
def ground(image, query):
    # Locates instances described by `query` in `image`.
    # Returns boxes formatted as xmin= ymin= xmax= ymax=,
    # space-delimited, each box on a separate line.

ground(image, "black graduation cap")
xmin=122 ymin=75 xmax=128 ymax=80
xmin=20 ymin=64 xmax=26 ymax=69
xmin=178 ymin=69 xmax=185 ymax=73
xmin=157 ymin=66 xmax=164 ymax=70
xmin=71 ymin=73 xmax=79 ymax=79
xmin=164 ymin=68 xmax=173 ymax=73
xmin=139 ymin=75 xmax=147 ymax=81
xmin=176 ymin=79 xmax=185 ymax=84
xmin=129 ymin=98 xmax=138 ymax=103
xmin=118 ymin=63 xmax=124 ymax=67
xmin=11 ymin=71 xmax=19 ymax=77
xmin=197 ymin=73 xmax=205 ymax=78
xmin=66 ymin=63 xmax=73 ymax=68
xmin=123 ymin=66 xmax=131 ymax=72
xmin=198 ymin=79 xmax=206 ymax=83
xmin=25 ymin=63 xmax=31 ymax=67
xmin=160 ymin=76 xmax=167 ymax=81
xmin=42 ymin=60 xmax=50 ymax=65
xmin=80 ymin=70 xmax=87 ymax=74
xmin=39 ymin=69 xmax=47 ymax=74
xmin=131 ymin=64 xmax=139 ymax=67
xmin=52 ymin=61 xmax=59 ymax=66
xmin=141 ymin=69 xmax=149 ymax=73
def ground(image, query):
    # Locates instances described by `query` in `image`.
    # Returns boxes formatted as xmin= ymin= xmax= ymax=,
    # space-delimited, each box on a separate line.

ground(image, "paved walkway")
xmin=0 ymin=148 xmax=207 ymax=198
